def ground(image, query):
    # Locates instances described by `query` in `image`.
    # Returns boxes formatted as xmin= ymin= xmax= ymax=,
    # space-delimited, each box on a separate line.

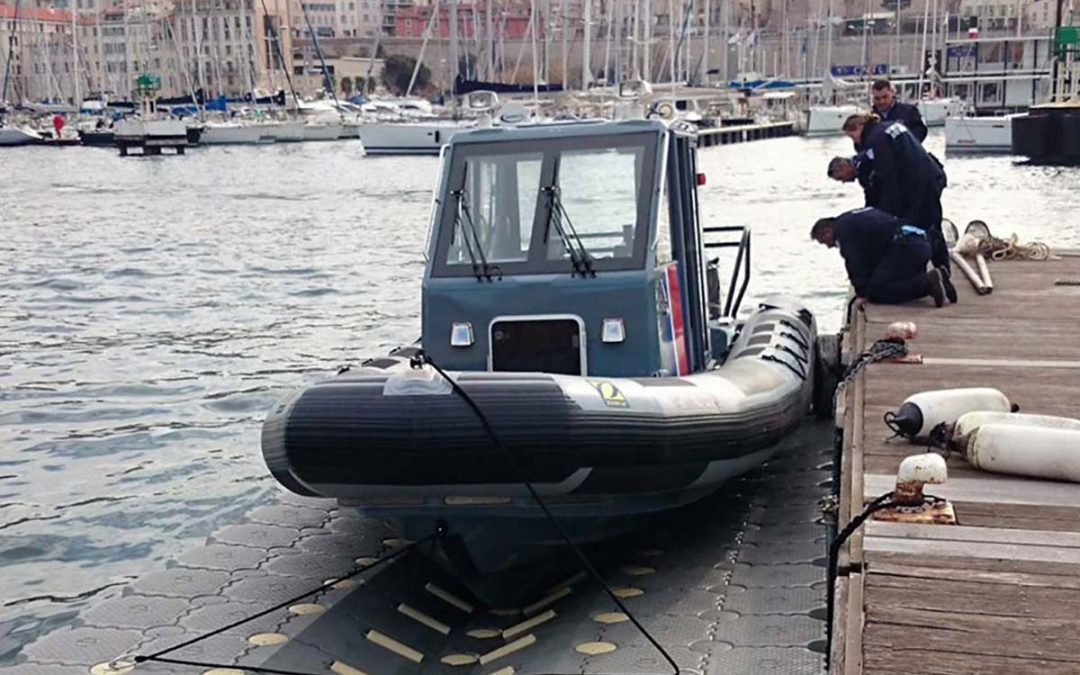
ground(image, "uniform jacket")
xmin=879 ymin=101 xmax=928 ymax=142
xmin=832 ymin=207 xmax=904 ymax=296
xmin=859 ymin=120 xmax=947 ymax=225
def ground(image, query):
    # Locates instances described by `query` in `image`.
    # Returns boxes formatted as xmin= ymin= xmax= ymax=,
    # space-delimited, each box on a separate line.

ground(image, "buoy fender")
xmin=954 ymin=411 xmax=1080 ymax=448
xmin=966 ymin=424 xmax=1080 ymax=482
xmin=889 ymin=387 xmax=1011 ymax=440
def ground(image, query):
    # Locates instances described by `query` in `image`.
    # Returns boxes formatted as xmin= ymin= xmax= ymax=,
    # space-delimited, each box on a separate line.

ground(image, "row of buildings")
xmin=0 ymin=0 xmax=1070 ymax=104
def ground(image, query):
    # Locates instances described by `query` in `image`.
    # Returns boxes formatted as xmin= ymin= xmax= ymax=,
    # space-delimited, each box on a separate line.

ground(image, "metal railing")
xmin=703 ymin=225 xmax=751 ymax=319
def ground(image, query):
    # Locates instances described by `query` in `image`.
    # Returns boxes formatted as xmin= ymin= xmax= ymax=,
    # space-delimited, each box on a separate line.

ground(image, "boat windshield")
xmin=435 ymin=131 xmax=658 ymax=277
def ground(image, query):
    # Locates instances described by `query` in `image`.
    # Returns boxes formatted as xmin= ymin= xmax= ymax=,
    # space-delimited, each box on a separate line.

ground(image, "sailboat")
xmin=804 ymin=0 xmax=862 ymax=137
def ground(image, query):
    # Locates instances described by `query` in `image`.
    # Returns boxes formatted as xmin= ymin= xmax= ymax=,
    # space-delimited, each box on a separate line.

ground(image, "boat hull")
xmin=804 ymin=105 xmax=861 ymax=137
xmin=1012 ymin=104 xmax=1080 ymax=163
xmin=262 ymin=305 xmax=815 ymax=519
xmin=358 ymin=122 xmax=470 ymax=155
xmin=0 ymin=126 xmax=44 ymax=146
xmin=945 ymin=115 xmax=1015 ymax=154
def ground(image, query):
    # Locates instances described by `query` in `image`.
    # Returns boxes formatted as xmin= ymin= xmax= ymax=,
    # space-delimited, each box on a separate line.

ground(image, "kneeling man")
xmin=811 ymin=207 xmax=952 ymax=307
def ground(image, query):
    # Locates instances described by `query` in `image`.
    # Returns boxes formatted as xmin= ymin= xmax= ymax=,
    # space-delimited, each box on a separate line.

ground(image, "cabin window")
xmin=432 ymin=131 xmax=660 ymax=277
xmin=446 ymin=152 xmax=543 ymax=266
xmin=547 ymin=146 xmax=643 ymax=262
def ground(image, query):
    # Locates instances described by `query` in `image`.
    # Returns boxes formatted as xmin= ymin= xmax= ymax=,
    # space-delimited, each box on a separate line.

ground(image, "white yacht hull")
xmin=358 ymin=122 xmax=470 ymax=155
xmin=0 ymin=126 xmax=44 ymax=146
xmin=804 ymin=105 xmax=862 ymax=137
xmin=270 ymin=121 xmax=305 ymax=143
xmin=945 ymin=115 xmax=1015 ymax=154
xmin=917 ymin=98 xmax=969 ymax=127
xmin=200 ymin=123 xmax=277 ymax=145
xmin=113 ymin=118 xmax=188 ymax=143
xmin=302 ymin=123 xmax=343 ymax=142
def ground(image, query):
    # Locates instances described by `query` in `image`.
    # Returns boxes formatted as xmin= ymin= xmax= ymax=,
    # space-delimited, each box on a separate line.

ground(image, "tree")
xmin=340 ymin=76 xmax=353 ymax=96
xmin=381 ymin=54 xmax=430 ymax=95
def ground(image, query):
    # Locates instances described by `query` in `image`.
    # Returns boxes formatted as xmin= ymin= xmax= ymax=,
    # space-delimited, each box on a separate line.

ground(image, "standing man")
xmin=811 ymin=208 xmax=947 ymax=307
xmin=842 ymin=113 xmax=954 ymax=302
xmin=871 ymin=79 xmax=928 ymax=143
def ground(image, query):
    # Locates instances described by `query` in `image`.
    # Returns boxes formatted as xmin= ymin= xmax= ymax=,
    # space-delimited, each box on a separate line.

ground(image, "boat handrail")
xmin=703 ymin=226 xmax=752 ymax=319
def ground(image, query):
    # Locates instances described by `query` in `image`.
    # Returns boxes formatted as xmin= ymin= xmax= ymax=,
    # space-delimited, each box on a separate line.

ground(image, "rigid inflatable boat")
xmin=262 ymin=117 xmax=827 ymax=572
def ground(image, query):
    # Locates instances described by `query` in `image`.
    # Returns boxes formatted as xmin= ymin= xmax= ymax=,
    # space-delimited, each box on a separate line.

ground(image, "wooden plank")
xmin=865 ymin=522 xmax=1080 ymax=548
xmin=843 ymin=571 xmax=864 ymax=675
xmin=830 ymin=575 xmax=849 ymax=675
xmin=868 ymin=563 xmax=1080 ymax=589
xmin=863 ymin=474 xmax=1080 ymax=509
xmin=864 ymin=606 xmax=1080 ymax=661
xmin=864 ymin=550 xmax=1080 ymax=577
xmin=850 ymin=309 xmax=867 ymax=567
xmin=865 ymin=575 xmax=1080 ymax=620
xmin=864 ymin=647 xmax=1080 ymax=675
xmin=921 ymin=356 xmax=1080 ymax=369
xmin=864 ymin=624 xmax=1080 ymax=665
xmin=947 ymin=502 xmax=1080 ymax=533
xmin=864 ymin=535 xmax=1080 ymax=565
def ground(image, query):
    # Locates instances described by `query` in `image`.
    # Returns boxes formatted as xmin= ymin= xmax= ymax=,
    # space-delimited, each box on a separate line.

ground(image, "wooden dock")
xmin=697 ymin=120 xmax=795 ymax=146
xmin=831 ymin=251 xmax=1080 ymax=675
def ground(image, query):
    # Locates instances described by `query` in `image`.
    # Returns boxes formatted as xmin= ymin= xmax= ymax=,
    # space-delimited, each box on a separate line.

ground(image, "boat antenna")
xmin=411 ymin=351 xmax=681 ymax=675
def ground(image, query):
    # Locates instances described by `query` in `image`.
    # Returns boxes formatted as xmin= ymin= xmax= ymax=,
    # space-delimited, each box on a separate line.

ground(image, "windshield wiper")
xmin=542 ymin=184 xmax=596 ymax=278
xmin=450 ymin=188 xmax=493 ymax=282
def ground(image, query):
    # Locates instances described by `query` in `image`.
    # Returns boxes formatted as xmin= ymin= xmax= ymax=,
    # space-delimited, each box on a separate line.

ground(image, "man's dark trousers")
xmin=865 ymin=235 xmax=932 ymax=304
xmin=914 ymin=196 xmax=950 ymax=271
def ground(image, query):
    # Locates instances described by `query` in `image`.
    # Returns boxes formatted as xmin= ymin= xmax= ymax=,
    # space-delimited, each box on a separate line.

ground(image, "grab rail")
xmin=703 ymin=226 xmax=751 ymax=319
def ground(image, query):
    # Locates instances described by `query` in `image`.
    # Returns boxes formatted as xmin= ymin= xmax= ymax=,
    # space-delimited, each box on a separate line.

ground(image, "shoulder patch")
xmin=885 ymin=122 xmax=908 ymax=138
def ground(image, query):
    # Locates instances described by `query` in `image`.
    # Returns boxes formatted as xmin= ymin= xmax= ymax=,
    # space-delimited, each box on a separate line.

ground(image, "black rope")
xmin=825 ymin=491 xmax=896 ymax=654
xmin=132 ymin=529 xmax=440 ymax=667
xmin=412 ymin=351 xmax=682 ymax=675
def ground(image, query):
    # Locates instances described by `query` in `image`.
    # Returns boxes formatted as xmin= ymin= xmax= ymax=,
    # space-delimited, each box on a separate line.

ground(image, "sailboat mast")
xmin=406 ymin=0 xmax=439 ymax=96
xmin=71 ymin=2 xmax=81 ymax=105
xmin=916 ymin=0 xmax=928 ymax=98
xmin=485 ymin=0 xmax=493 ymax=80
xmin=530 ymin=0 xmax=539 ymax=99
xmin=582 ymin=0 xmax=591 ymax=88
xmin=1 ymin=0 xmax=22 ymax=104
xmin=702 ymin=0 xmax=710 ymax=84
xmin=449 ymin=0 xmax=458 ymax=96
xmin=1052 ymin=0 xmax=1066 ymax=101
xmin=559 ymin=0 xmax=567 ymax=89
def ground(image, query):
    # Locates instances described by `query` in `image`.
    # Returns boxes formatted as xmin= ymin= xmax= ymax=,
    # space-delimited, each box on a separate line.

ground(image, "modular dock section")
xmin=7 ymin=425 xmax=835 ymax=674
xmin=831 ymin=251 xmax=1080 ymax=674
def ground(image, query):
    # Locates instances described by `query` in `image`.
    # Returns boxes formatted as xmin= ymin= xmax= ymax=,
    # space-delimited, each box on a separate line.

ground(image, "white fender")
xmin=965 ymin=424 xmax=1080 ymax=482
xmin=885 ymin=387 xmax=1013 ymax=441
xmin=951 ymin=411 xmax=1080 ymax=449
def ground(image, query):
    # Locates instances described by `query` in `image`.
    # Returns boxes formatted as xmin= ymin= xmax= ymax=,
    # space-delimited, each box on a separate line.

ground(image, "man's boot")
xmin=938 ymin=265 xmax=958 ymax=303
xmin=925 ymin=269 xmax=946 ymax=308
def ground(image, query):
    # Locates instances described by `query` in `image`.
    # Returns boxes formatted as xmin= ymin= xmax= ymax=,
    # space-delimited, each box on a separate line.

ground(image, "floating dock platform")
xmin=7 ymin=424 xmax=836 ymax=675
xmin=831 ymin=251 xmax=1080 ymax=674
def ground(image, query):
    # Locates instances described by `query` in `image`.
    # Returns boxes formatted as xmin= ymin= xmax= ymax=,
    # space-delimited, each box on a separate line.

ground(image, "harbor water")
xmin=1 ymin=133 xmax=1078 ymax=664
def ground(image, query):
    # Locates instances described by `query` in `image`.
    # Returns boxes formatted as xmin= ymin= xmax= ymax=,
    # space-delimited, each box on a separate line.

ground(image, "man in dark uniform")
xmin=872 ymin=79 xmax=928 ymax=143
xmin=811 ymin=207 xmax=947 ymax=307
xmin=842 ymin=114 xmax=955 ymax=302
xmin=828 ymin=155 xmax=879 ymax=207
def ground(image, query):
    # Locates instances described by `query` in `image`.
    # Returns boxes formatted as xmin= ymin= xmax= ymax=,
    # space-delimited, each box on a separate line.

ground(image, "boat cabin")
xmin=421 ymin=119 xmax=749 ymax=379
